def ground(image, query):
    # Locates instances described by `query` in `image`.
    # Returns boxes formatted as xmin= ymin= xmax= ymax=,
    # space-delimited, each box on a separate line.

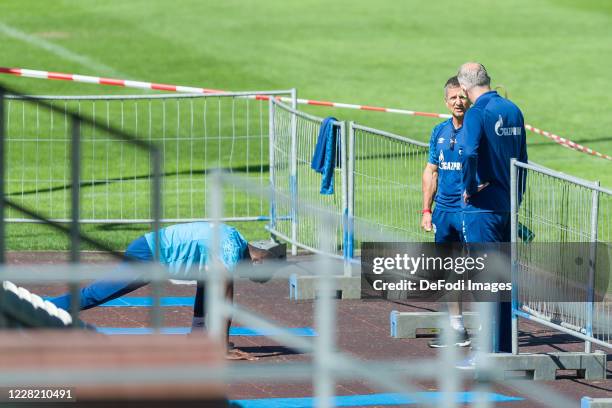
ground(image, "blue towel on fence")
xmin=310 ymin=117 xmax=340 ymax=195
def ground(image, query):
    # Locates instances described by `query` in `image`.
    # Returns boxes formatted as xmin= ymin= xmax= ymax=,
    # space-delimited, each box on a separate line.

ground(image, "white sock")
xmin=450 ymin=315 xmax=465 ymax=331
xmin=192 ymin=316 xmax=206 ymax=329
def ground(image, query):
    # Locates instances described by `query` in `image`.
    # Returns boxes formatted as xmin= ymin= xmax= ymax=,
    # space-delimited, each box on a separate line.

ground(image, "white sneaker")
xmin=455 ymin=355 xmax=476 ymax=370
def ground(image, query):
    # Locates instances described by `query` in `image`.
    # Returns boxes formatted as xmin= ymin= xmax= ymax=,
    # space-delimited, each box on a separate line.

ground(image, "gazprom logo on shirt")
xmin=438 ymin=150 xmax=461 ymax=170
xmin=440 ymin=162 xmax=461 ymax=170
xmin=495 ymin=115 xmax=522 ymax=136
xmin=495 ymin=115 xmax=523 ymax=136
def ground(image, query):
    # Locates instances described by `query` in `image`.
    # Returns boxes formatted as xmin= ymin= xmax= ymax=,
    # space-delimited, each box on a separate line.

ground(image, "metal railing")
xmin=0 ymin=170 xmax=580 ymax=408
xmin=511 ymin=159 xmax=612 ymax=353
xmin=268 ymin=99 xmax=348 ymax=260
xmin=3 ymin=90 xmax=294 ymax=224
xmin=349 ymin=122 xmax=431 ymax=253
xmin=0 ymin=83 xmax=163 ymax=325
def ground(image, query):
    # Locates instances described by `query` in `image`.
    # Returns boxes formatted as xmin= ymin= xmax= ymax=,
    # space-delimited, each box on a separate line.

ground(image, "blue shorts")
xmin=432 ymin=209 xmax=463 ymax=243
xmin=462 ymin=212 xmax=510 ymax=243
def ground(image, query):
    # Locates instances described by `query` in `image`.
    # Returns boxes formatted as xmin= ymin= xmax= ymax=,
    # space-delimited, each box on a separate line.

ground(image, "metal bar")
xmin=265 ymin=226 xmax=344 ymax=260
xmin=269 ymin=97 xmax=277 ymax=232
xmin=206 ymin=172 xmax=225 ymax=341
xmin=314 ymin=254 xmax=335 ymax=408
xmin=5 ymin=90 xmax=295 ymax=101
xmin=510 ymin=158 xmax=519 ymax=355
xmin=273 ymin=99 xmax=331 ymax=123
xmin=290 ymin=88 xmax=298 ymax=256
xmin=0 ymin=88 xmax=5 ymax=264
xmin=4 ymin=216 xmax=275 ymax=224
xmin=69 ymin=117 xmax=81 ymax=326
xmin=514 ymin=309 xmax=612 ymax=350
xmin=3 ymin=199 xmax=123 ymax=259
xmin=513 ymin=160 xmax=606 ymax=192
xmin=347 ymin=122 xmax=355 ymax=262
xmin=150 ymin=147 xmax=163 ymax=330
xmin=350 ymin=122 xmax=429 ymax=148
xmin=585 ymin=182 xmax=600 ymax=353
xmin=340 ymin=121 xmax=350 ymax=277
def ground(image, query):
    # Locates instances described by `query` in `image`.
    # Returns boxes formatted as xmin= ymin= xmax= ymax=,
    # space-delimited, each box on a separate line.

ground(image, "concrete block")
xmin=581 ymin=397 xmax=612 ymax=408
xmin=479 ymin=351 xmax=606 ymax=381
xmin=390 ymin=311 xmax=480 ymax=338
xmin=289 ymin=274 xmax=361 ymax=300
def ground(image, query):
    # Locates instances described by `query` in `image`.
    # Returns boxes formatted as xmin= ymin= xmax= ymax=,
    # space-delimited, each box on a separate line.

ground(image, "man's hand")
xmin=463 ymin=182 xmax=490 ymax=203
xmin=421 ymin=212 xmax=433 ymax=232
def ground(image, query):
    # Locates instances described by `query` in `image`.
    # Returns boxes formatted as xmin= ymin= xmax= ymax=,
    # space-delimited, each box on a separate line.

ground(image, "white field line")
xmin=0 ymin=22 xmax=126 ymax=79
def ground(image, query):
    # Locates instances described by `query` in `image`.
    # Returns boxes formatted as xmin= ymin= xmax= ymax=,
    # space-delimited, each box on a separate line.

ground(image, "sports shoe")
xmin=428 ymin=329 xmax=471 ymax=348
xmin=455 ymin=355 xmax=476 ymax=370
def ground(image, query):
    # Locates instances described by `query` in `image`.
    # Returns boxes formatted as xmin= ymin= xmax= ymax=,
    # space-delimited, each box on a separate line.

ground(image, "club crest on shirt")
xmin=495 ymin=115 xmax=522 ymax=136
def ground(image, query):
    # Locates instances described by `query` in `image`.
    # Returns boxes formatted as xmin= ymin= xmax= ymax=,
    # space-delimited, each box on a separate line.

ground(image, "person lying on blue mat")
xmin=49 ymin=221 xmax=286 ymax=360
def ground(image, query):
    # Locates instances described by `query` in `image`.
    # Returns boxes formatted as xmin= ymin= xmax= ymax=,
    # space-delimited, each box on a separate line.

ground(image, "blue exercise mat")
xmin=96 ymin=326 xmax=317 ymax=336
xmin=232 ymin=392 xmax=522 ymax=407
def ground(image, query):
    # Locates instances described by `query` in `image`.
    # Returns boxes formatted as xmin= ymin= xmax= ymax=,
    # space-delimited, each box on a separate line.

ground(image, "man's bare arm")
xmin=421 ymin=163 xmax=438 ymax=231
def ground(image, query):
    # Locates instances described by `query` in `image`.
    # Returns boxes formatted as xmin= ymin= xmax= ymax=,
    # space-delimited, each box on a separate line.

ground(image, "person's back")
xmin=145 ymin=222 xmax=248 ymax=274
xmin=461 ymin=91 xmax=527 ymax=213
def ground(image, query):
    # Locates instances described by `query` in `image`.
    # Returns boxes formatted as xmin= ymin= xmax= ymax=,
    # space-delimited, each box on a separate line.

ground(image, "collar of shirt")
xmin=473 ymin=90 xmax=498 ymax=108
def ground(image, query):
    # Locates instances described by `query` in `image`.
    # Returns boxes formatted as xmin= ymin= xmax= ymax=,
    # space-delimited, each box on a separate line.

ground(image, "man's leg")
xmin=192 ymin=282 xmax=206 ymax=329
xmin=192 ymin=281 xmax=234 ymax=345
xmin=430 ymin=210 xmax=470 ymax=348
xmin=463 ymin=212 xmax=511 ymax=353
xmin=49 ymin=236 xmax=153 ymax=310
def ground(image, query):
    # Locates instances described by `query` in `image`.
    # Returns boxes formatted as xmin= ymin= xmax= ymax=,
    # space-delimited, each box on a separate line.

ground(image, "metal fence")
xmin=268 ymin=102 xmax=433 ymax=262
xmin=349 ymin=123 xmax=431 ymax=252
xmin=268 ymin=99 xmax=347 ymax=258
xmin=510 ymin=159 xmax=612 ymax=352
xmin=4 ymin=90 xmax=293 ymax=223
xmin=0 ymin=170 xmax=581 ymax=408
xmin=0 ymin=88 xmax=593 ymax=407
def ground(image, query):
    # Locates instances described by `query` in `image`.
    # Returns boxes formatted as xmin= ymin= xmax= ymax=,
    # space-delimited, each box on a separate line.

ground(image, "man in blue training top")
xmin=49 ymin=222 xmax=286 ymax=359
xmin=457 ymin=62 xmax=528 ymax=354
xmin=422 ymin=76 xmax=471 ymax=348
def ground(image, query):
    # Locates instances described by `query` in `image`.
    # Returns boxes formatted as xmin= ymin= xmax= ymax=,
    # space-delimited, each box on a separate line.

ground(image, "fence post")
xmin=0 ymin=88 xmax=5 ymax=264
xmin=343 ymin=122 xmax=355 ymax=276
xmin=150 ymin=147 xmax=163 ymax=331
xmin=510 ymin=158 xmax=519 ymax=355
xmin=268 ymin=98 xmax=277 ymax=233
xmin=69 ymin=117 xmax=81 ymax=326
xmin=290 ymin=88 xmax=298 ymax=256
xmin=585 ymin=182 xmax=599 ymax=353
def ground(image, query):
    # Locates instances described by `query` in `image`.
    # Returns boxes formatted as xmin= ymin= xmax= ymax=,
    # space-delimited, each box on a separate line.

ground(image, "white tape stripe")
xmin=1 ymin=65 xmax=609 ymax=160
xmin=176 ymin=85 xmax=206 ymax=93
xmin=73 ymin=74 xmax=103 ymax=84
xmin=124 ymin=80 xmax=155 ymax=90
xmin=19 ymin=69 xmax=48 ymax=79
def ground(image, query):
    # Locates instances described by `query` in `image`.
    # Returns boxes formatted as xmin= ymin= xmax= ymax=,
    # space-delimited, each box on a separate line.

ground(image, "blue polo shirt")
xmin=428 ymin=118 xmax=464 ymax=211
xmin=459 ymin=91 xmax=528 ymax=212
xmin=144 ymin=222 xmax=248 ymax=276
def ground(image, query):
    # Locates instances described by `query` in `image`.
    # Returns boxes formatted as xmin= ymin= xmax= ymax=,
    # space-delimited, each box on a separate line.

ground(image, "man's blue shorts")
xmin=432 ymin=209 xmax=463 ymax=243
xmin=462 ymin=212 xmax=511 ymax=243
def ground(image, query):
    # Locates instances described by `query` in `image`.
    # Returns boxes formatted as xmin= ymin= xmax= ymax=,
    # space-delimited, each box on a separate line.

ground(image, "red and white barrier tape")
xmin=525 ymin=124 xmax=611 ymax=160
xmin=1 ymin=67 xmax=609 ymax=161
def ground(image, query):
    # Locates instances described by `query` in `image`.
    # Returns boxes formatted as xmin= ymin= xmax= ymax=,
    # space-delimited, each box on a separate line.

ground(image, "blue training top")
xmin=459 ymin=91 xmax=528 ymax=213
xmin=144 ymin=222 xmax=248 ymax=276
xmin=428 ymin=118 xmax=464 ymax=211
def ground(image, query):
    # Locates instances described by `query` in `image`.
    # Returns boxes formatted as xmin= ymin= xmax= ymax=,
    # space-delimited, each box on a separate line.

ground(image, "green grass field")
xmin=1 ymin=0 xmax=611 ymax=250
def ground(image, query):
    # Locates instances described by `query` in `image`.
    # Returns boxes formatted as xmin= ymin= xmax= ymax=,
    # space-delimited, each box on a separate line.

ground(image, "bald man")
xmin=456 ymin=62 xmax=527 ymax=354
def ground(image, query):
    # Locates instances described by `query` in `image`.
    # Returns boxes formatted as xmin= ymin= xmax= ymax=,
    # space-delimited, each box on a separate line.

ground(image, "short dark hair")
xmin=445 ymin=76 xmax=461 ymax=90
